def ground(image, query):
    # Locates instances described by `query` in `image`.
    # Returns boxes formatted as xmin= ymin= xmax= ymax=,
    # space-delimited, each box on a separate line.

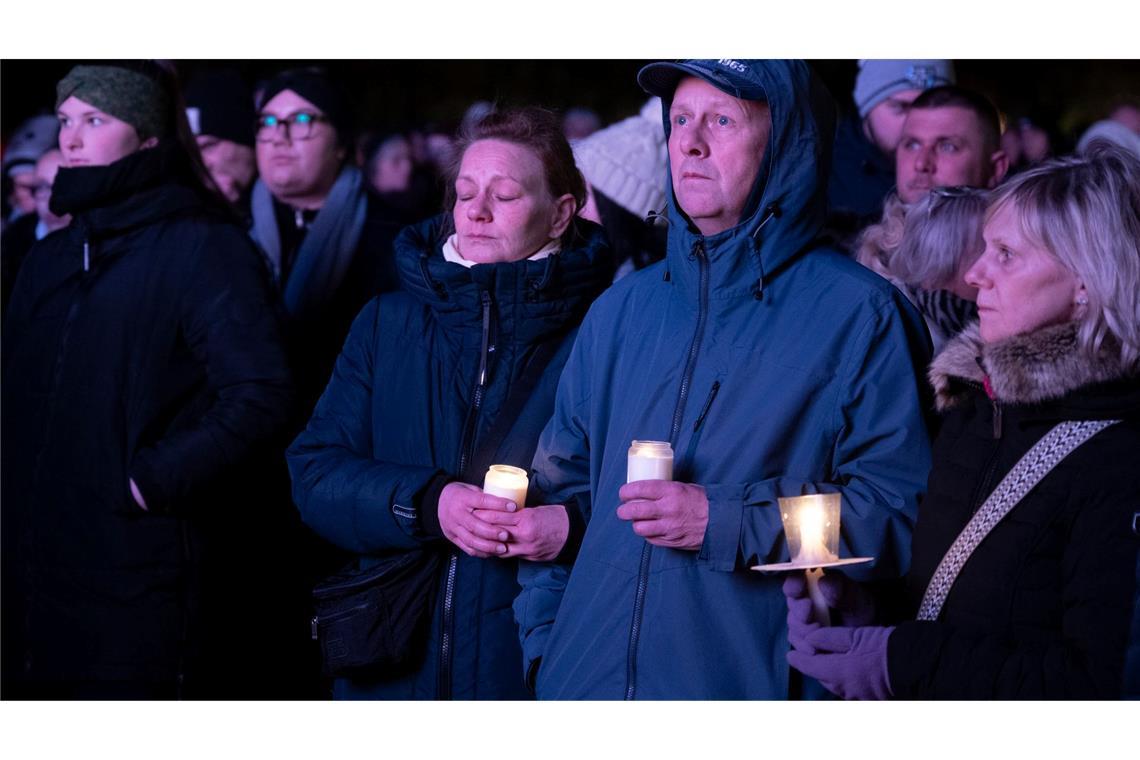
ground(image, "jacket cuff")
xmin=553 ymin=494 xmax=588 ymax=564
xmin=417 ymin=472 xmax=453 ymax=538
xmin=886 ymin=620 xmax=942 ymax=699
xmin=699 ymin=483 xmax=747 ymax=571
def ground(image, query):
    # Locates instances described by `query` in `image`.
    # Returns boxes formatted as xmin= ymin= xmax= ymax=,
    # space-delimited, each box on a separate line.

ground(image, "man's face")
xmin=197 ymin=135 xmax=256 ymax=204
xmin=895 ymin=105 xmax=1005 ymax=204
xmin=668 ymin=77 xmax=771 ymax=237
xmin=863 ymin=88 xmax=921 ymax=156
xmin=255 ymin=89 xmax=343 ymax=206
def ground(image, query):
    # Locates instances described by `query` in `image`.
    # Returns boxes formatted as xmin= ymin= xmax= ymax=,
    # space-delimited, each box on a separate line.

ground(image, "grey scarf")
xmin=251 ymin=165 xmax=368 ymax=318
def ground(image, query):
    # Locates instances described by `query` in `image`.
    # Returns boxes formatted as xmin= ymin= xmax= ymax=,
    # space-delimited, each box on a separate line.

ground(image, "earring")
xmin=1076 ymin=296 xmax=1088 ymax=306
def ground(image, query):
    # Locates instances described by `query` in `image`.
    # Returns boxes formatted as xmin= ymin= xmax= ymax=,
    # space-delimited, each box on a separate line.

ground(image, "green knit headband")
xmin=55 ymin=65 xmax=170 ymax=141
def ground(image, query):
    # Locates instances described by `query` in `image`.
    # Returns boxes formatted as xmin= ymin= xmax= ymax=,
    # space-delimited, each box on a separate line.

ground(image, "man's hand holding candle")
xmin=616 ymin=480 xmax=709 ymax=551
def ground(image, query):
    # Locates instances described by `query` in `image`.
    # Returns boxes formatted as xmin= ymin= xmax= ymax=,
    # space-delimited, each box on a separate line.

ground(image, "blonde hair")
xmin=986 ymin=141 xmax=1140 ymax=371
xmin=893 ymin=187 xmax=988 ymax=290
xmin=856 ymin=192 xmax=907 ymax=278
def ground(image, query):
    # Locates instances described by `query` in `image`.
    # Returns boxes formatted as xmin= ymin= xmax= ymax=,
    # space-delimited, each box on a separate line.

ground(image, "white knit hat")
xmin=1077 ymin=119 xmax=1140 ymax=161
xmin=572 ymin=98 xmax=667 ymax=219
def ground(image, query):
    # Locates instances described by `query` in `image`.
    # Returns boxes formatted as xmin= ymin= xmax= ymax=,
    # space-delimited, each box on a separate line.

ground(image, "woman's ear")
xmin=548 ymin=193 xmax=578 ymax=239
xmin=1073 ymin=282 xmax=1090 ymax=319
xmin=140 ymin=136 xmax=159 ymax=150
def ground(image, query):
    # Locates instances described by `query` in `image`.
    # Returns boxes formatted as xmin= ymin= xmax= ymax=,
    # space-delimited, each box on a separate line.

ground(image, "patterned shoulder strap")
xmin=917 ymin=419 xmax=1121 ymax=621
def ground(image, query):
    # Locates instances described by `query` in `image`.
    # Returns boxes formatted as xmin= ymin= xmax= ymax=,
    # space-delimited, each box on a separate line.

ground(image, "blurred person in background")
xmin=895 ymin=85 xmax=1009 ymax=206
xmin=2 ymin=149 xmax=70 ymax=314
xmin=573 ymin=98 xmax=668 ymax=278
xmin=827 ymin=60 xmax=954 ymax=251
xmin=2 ymin=114 xmax=59 ymax=230
xmin=858 ymin=186 xmax=988 ymax=355
xmin=184 ymin=69 xmax=257 ymax=211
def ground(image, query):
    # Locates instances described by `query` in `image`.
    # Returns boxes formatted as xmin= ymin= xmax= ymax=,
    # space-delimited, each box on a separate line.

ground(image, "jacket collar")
xmin=392 ymin=215 xmax=614 ymax=345
xmin=930 ymin=321 xmax=1137 ymax=411
xmin=49 ymin=141 xmax=201 ymax=239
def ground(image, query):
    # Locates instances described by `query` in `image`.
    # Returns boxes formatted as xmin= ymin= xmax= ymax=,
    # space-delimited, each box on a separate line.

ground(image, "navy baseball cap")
xmin=637 ymin=59 xmax=768 ymax=103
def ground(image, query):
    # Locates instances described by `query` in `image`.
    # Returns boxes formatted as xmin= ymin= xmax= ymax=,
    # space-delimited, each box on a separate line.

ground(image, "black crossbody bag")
xmin=310 ymin=337 xmax=564 ymax=680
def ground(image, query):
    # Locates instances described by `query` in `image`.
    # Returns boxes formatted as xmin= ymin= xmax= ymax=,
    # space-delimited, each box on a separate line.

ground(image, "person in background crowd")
xmin=573 ymin=98 xmax=668 ymax=278
xmin=251 ymin=66 xmax=402 ymax=408
xmin=858 ymin=186 xmax=987 ymax=355
xmin=1108 ymin=100 xmax=1140 ymax=135
xmin=1 ymin=149 xmax=70 ymax=314
xmin=562 ymin=107 xmax=602 ymax=141
xmin=287 ymin=107 xmax=614 ymax=699
xmin=2 ymin=114 xmax=59 ymax=230
xmin=785 ymin=143 xmax=1140 ymax=700
xmin=1 ymin=61 xmax=293 ymax=699
xmin=514 ymin=59 xmax=933 ymax=700
xmin=184 ymin=69 xmax=257 ymax=210
xmin=895 ymin=85 xmax=1009 ymax=206
xmin=826 ymin=60 xmax=954 ymax=250
xmin=363 ymin=130 xmax=437 ymax=224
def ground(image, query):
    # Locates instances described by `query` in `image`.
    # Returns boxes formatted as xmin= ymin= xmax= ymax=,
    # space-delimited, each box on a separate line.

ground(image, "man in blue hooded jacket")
xmin=513 ymin=60 xmax=934 ymax=699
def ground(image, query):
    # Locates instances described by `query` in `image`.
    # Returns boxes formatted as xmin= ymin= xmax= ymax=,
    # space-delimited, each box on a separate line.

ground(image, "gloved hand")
xmin=783 ymin=573 xmax=876 ymax=651
xmin=786 ymin=625 xmax=895 ymax=701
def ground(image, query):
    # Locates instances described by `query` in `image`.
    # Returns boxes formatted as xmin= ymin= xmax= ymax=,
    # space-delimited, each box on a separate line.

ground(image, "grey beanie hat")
xmin=853 ymin=60 xmax=956 ymax=119
xmin=572 ymin=98 xmax=667 ymax=219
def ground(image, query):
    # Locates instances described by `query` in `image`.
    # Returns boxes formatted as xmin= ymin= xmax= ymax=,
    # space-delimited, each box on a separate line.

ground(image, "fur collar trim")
xmin=929 ymin=321 xmax=1132 ymax=411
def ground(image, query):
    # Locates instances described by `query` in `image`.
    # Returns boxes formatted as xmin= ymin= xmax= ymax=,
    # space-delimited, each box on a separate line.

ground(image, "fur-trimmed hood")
xmin=929 ymin=321 xmax=1139 ymax=412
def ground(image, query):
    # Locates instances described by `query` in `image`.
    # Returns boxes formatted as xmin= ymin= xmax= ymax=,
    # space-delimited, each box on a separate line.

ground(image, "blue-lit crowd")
xmin=1 ymin=59 xmax=1138 ymax=700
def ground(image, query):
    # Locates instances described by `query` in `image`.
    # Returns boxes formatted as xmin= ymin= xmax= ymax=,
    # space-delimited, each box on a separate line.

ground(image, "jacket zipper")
xmin=24 ymin=232 xmax=94 ymax=677
xmin=438 ymin=290 xmax=494 ymax=700
xmin=626 ymin=239 xmax=710 ymax=700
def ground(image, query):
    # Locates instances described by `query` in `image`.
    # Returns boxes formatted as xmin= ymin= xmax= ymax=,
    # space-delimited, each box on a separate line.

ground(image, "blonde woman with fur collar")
xmin=784 ymin=143 xmax=1140 ymax=699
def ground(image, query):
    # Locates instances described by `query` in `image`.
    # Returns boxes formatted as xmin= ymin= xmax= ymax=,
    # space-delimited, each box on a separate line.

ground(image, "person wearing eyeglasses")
xmin=1 ymin=149 xmax=72 ymax=316
xmin=249 ymin=68 xmax=402 ymax=414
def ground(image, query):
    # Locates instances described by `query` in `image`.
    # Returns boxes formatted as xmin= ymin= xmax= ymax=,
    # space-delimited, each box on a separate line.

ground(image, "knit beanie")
xmin=853 ymin=60 xmax=955 ymax=119
xmin=185 ymin=70 xmax=255 ymax=147
xmin=1077 ymin=119 xmax=1140 ymax=161
xmin=258 ymin=68 xmax=353 ymax=149
xmin=55 ymin=64 xmax=171 ymax=141
xmin=2 ymin=115 xmax=60 ymax=176
xmin=572 ymin=98 xmax=667 ymax=219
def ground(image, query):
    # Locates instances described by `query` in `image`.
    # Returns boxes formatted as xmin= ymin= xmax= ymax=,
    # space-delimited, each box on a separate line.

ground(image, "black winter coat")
xmin=1 ymin=144 xmax=293 ymax=691
xmin=888 ymin=323 xmax=1140 ymax=699
xmin=287 ymin=216 xmax=613 ymax=699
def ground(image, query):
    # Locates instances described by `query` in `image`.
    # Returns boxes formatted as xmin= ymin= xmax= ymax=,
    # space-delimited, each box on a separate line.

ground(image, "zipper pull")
xmin=294 ymin=208 xmax=305 ymax=230
xmin=83 ymin=240 xmax=90 ymax=272
xmin=311 ymin=615 xmax=319 ymax=641
xmin=992 ymin=400 xmax=1003 ymax=439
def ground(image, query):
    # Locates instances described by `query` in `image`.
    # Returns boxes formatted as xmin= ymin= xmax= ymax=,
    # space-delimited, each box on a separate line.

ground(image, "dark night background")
xmin=3 ymin=59 xmax=1138 ymax=152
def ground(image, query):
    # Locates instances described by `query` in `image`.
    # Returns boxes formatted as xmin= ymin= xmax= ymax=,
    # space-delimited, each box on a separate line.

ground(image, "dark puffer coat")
xmin=1 ymin=144 xmax=293 ymax=693
xmin=287 ymin=215 xmax=613 ymax=699
xmin=889 ymin=322 xmax=1140 ymax=698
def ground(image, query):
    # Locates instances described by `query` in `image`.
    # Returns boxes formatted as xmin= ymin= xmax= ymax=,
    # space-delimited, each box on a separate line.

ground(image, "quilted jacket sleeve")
xmin=286 ymin=297 xmax=449 ymax=554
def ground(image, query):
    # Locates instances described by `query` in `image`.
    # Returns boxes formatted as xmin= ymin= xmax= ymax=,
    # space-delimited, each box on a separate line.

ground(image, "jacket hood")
xmin=930 ymin=321 xmax=1140 ymax=416
xmin=649 ymin=59 xmax=836 ymax=300
xmin=49 ymin=141 xmax=202 ymax=238
xmin=392 ymin=214 xmax=614 ymax=344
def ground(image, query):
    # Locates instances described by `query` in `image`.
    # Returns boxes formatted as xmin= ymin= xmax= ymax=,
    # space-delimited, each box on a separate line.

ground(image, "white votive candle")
xmin=483 ymin=465 xmax=528 ymax=508
xmin=627 ymin=440 xmax=674 ymax=483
